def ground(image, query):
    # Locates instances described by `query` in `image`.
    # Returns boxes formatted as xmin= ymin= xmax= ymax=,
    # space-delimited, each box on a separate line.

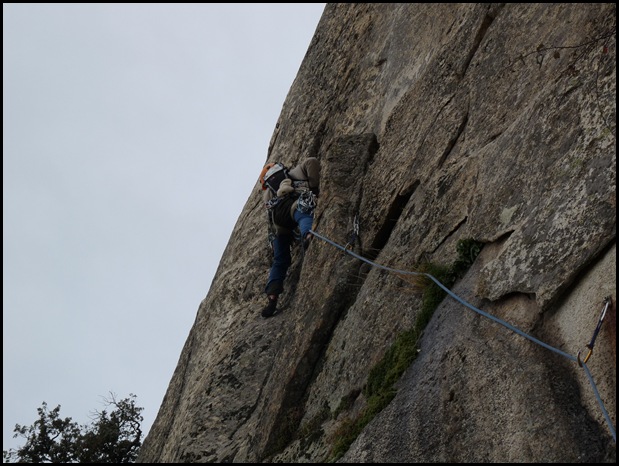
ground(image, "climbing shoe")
xmin=261 ymin=294 xmax=278 ymax=318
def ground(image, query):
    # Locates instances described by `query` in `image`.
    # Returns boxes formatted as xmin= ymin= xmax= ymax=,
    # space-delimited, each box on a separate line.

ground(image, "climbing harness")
xmin=308 ymin=228 xmax=616 ymax=443
xmin=578 ymin=296 xmax=612 ymax=366
xmin=345 ymin=214 xmax=360 ymax=250
xmin=266 ymin=196 xmax=282 ymax=210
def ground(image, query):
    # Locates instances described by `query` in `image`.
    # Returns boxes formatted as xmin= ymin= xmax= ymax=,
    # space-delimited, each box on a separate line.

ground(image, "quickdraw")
xmin=297 ymin=190 xmax=317 ymax=213
xmin=345 ymin=214 xmax=360 ymax=250
xmin=578 ymin=296 xmax=613 ymax=366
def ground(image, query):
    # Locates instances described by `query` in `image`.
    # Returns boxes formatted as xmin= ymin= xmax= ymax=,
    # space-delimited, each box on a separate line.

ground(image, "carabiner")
xmin=577 ymin=296 xmax=612 ymax=367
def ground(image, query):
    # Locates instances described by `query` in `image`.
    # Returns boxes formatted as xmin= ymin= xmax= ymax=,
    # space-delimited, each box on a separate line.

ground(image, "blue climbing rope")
xmin=308 ymin=229 xmax=616 ymax=442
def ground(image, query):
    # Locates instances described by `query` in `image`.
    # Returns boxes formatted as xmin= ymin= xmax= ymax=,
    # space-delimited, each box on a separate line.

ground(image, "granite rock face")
xmin=137 ymin=4 xmax=616 ymax=463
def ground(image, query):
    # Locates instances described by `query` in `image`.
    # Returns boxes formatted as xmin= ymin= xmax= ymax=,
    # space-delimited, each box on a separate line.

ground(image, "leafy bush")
xmin=3 ymin=393 xmax=143 ymax=463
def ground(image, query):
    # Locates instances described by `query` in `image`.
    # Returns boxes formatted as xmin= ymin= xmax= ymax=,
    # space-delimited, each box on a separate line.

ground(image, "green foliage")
xmin=364 ymin=328 xmax=418 ymax=398
xmin=453 ymin=238 xmax=483 ymax=278
xmin=330 ymin=388 xmax=396 ymax=461
xmin=328 ymin=239 xmax=483 ymax=461
xmin=3 ymin=393 xmax=143 ymax=464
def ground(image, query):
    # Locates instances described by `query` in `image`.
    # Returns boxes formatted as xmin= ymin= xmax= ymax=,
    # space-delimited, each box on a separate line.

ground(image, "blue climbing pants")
xmin=264 ymin=210 xmax=313 ymax=295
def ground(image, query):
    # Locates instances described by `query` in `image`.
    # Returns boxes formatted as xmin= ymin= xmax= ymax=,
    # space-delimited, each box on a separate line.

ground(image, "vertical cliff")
xmin=138 ymin=4 xmax=616 ymax=463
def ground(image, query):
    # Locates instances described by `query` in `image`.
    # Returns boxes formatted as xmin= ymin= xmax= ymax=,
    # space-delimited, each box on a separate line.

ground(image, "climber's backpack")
xmin=263 ymin=163 xmax=289 ymax=195
xmin=262 ymin=163 xmax=298 ymax=230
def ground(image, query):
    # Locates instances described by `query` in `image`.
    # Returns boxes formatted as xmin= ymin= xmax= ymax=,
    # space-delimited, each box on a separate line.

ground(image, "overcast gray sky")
xmin=3 ymin=3 xmax=325 ymax=452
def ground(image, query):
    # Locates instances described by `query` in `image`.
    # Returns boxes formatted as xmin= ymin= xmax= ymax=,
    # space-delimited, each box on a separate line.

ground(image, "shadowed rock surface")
xmin=137 ymin=4 xmax=616 ymax=463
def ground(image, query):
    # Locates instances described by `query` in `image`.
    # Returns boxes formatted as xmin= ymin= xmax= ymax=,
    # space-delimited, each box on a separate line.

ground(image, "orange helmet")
xmin=259 ymin=163 xmax=276 ymax=190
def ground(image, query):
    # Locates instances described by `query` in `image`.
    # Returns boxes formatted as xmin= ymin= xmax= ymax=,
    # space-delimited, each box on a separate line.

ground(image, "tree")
xmin=3 ymin=393 xmax=143 ymax=463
